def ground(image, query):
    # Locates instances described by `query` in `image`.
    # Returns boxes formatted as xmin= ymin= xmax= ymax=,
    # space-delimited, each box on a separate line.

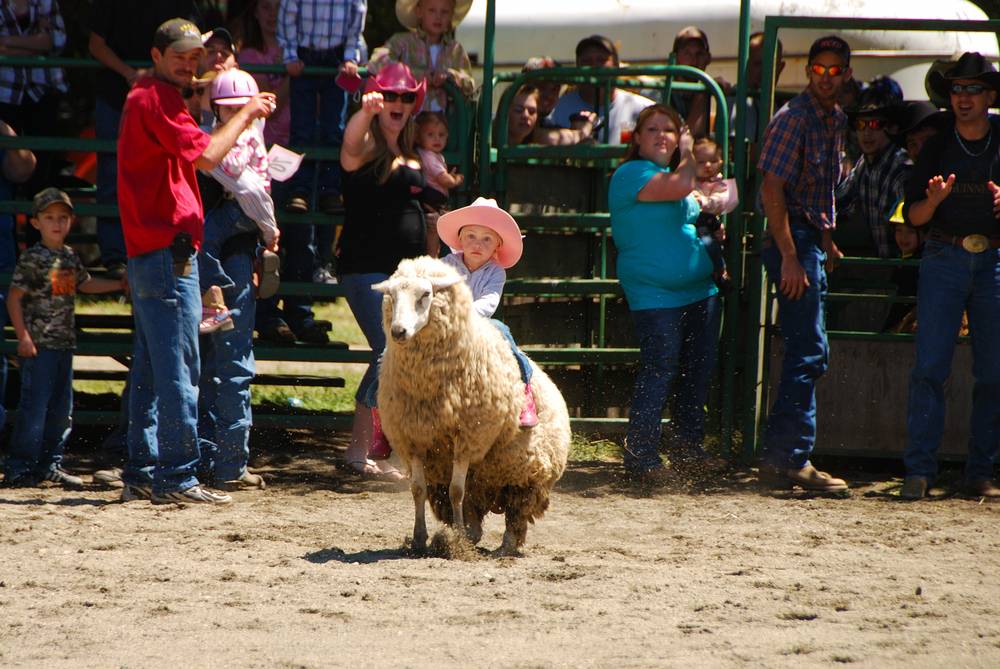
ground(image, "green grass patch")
xmin=569 ymin=434 xmax=622 ymax=462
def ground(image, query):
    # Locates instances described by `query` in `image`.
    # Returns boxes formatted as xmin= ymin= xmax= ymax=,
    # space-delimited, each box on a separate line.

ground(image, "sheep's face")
xmin=373 ymin=274 xmax=462 ymax=344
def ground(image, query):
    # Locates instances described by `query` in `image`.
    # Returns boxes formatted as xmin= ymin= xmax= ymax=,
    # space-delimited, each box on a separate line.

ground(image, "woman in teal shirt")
xmin=609 ymin=104 xmax=723 ymax=484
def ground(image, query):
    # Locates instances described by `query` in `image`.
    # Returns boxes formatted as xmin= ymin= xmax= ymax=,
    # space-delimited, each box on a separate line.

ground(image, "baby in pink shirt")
xmin=416 ymin=112 xmax=464 ymax=257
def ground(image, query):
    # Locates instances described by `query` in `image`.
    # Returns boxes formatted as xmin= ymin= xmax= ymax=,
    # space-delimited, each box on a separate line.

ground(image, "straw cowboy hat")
xmin=438 ymin=197 xmax=524 ymax=269
xmin=926 ymin=52 xmax=1000 ymax=103
xmin=396 ymin=0 xmax=473 ymax=32
xmin=365 ymin=62 xmax=427 ymax=113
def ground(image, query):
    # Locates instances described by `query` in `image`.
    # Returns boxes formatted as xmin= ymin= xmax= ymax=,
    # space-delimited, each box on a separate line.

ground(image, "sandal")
xmin=346 ymin=459 xmax=405 ymax=482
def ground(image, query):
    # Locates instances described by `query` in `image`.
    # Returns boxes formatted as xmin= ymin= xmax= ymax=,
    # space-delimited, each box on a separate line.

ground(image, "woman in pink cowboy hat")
xmin=337 ymin=62 xmax=428 ymax=481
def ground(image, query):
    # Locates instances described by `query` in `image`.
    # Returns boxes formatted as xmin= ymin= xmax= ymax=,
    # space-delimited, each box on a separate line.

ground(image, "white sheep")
xmin=373 ymin=256 xmax=571 ymax=555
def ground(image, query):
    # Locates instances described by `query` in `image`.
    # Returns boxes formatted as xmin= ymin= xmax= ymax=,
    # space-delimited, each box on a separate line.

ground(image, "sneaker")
xmin=3 ymin=472 xmax=42 ymax=487
xmin=258 ymin=321 xmax=297 ymax=345
xmin=217 ymin=470 xmax=266 ymax=491
xmin=93 ymin=467 xmax=124 ymax=488
xmin=312 ymin=265 xmax=338 ymax=284
xmin=519 ymin=383 xmax=539 ymax=428
xmin=43 ymin=467 xmax=84 ymax=490
xmin=200 ymin=307 xmax=234 ymax=334
xmin=296 ymin=322 xmax=329 ymax=345
xmin=105 ymin=262 xmax=128 ymax=280
xmin=312 ymin=319 xmax=333 ymax=332
xmin=318 ymin=192 xmax=344 ymax=215
xmin=121 ymin=482 xmax=153 ymax=502
xmin=900 ymin=476 xmax=928 ymax=500
xmin=369 ymin=408 xmax=392 ymax=460
xmin=151 ymin=485 xmax=232 ymax=505
xmin=284 ymin=193 xmax=310 ymax=213
xmin=256 ymin=250 xmax=281 ymax=299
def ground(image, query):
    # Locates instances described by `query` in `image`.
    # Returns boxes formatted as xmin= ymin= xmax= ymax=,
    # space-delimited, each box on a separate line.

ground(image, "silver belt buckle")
xmin=962 ymin=234 xmax=989 ymax=253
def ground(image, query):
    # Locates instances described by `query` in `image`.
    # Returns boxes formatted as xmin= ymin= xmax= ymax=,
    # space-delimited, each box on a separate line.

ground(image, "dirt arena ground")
xmin=1 ymin=431 xmax=999 ymax=668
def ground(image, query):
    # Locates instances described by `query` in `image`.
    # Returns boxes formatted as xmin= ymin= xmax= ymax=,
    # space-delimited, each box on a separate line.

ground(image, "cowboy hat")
xmin=891 ymin=100 xmax=949 ymax=146
xmin=926 ymin=52 xmax=1000 ymax=102
xmin=438 ymin=197 xmax=524 ymax=269
xmin=396 ymin=0 xmax=473 ymax=32
xmin=365 ymin=62 xmax=427 ymax=113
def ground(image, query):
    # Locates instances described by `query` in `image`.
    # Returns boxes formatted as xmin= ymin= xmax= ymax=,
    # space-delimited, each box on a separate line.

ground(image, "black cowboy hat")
xmin=845 ymin=85 xmax=904 ymax=123
xmin=895 ymin=100 xmax=949 ymax=135
xmin=926 ymin=52 xmax=1000 ymax=102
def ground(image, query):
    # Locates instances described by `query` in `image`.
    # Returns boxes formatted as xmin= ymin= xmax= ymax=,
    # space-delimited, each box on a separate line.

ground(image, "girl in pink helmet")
xmin=199 ymin=68 xmax=281 ymax=333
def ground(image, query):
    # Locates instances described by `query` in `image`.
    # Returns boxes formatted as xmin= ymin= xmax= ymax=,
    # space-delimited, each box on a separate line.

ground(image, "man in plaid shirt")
xmin=836 ymin=81 xmax=909 ymax=258
xmin=278 ymin=0 xmax=366 ymax=215
xmin=757 ymin=35 xmax=851 ymax=493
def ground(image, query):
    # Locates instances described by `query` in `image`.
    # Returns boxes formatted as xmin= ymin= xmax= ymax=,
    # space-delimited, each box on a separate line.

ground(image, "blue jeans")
xmin=341 ymin=272 xmax=389 ymax=407
xmin=255 ymin=181 xmax=318 ymax=333
xmin=3 ymin=349 xmax=73 ymax=480
xmin=199 ymin=200 xmax=257 ymax=293
xmin=288 ymin=47 xmax=346 ymax=199
xmin=124 ymin=247 xmax=202 ymax=495
xmin=198 ymin=247 xmax=256 ymax=482
xmin=905 ymin=240 xmax=1000 ymax=482
xmin=625 ymin=295 xmax=721 ymax=474
xmin=95 ymin=97 xmax=127 ymax=267
xmin=761 ymin=225 xmax=829 ymax=469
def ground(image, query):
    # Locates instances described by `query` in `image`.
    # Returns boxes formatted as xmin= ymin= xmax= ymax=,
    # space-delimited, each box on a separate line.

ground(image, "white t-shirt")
xmin=548 ymin=88 xmax=655 ymax=144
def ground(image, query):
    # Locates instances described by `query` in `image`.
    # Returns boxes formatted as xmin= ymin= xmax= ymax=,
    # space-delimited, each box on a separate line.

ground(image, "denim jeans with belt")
xmin=95 ymin=97 xmax=127 ymax=267
xmin=288 ymin=47 xmax=346 ymax=200
xmin=625 ymin=295 xmax=720 ymax=474
xmin=124 ymin=247 xmax=202 ymax=495
xmin=905 ymin=239 xmax=1000 ymax=483
xmin=761 ymin=225 xmax=829 ymax=469
xmin=198 ymin=246 xmax=256 ymax=483
xmin=3 ymin=349 xmax=73 ymax=480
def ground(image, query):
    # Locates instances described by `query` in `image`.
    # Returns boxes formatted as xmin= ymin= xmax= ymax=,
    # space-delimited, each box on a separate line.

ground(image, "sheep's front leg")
xmin=410 ymin=458 xmax=428 ymax=553
xmin=500 ymin=506 xmax=528 ymax=556
xmin=449 ymin=456 xmax=470 ymax=536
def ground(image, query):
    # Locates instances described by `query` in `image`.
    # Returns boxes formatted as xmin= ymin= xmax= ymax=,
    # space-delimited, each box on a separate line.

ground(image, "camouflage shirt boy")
xmin=11 ymin=244 xmax=90 ymax=350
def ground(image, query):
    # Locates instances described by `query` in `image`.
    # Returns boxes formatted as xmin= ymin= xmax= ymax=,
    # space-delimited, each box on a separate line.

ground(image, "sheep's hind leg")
xmin=410 ymin=458 xmax=428 ymax=553
xmin=449 ymin=457 xmax=470 ymax=538
xmin=500 ymin=506 xmax=529 ymax=556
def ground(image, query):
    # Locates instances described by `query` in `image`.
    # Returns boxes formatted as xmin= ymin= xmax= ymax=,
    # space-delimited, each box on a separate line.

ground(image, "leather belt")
xmin=928 ymin=229 xmax=1000 ymax=253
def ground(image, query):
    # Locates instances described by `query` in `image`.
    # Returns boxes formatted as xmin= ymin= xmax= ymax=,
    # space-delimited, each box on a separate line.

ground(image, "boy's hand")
xmin=340 ymin=60 xmax=358 ymax=77
xmin=361 ymin=91 xmax=384 ymax=115
xmin=17 ymin=335 xmax=36 ymax=358
xmin=285 ymin=60 xmax=305 ymax=77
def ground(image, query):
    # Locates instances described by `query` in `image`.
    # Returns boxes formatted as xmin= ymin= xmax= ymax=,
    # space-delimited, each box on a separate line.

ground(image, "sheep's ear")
xmin=372 ymin=279 xmax=393 ymax=294
xmin=430 ymin=274 xmax=463 ymax=291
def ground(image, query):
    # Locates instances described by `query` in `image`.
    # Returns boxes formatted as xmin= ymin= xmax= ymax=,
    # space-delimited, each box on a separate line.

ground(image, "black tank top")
xmin=337 ymin=158 xmax=427 ymax=276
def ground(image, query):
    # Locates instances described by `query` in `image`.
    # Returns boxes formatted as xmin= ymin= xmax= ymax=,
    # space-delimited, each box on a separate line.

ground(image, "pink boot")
xmin=369 ymin=408 xmax=392 ymax=460
xmin=519 ymin=383 xmax=539 ymax=428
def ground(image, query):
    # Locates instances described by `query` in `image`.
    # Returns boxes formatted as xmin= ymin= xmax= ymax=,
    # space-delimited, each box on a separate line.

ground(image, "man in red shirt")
xmin=117 ymin=18 xmax=274 ymax=505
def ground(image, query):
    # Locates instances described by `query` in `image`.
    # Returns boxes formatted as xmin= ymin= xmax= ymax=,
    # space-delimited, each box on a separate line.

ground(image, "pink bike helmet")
xmin=210 ymin=69 xmax=259 ymax=105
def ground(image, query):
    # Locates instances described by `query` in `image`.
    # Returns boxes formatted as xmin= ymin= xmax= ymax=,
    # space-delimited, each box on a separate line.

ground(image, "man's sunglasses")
xmin=950 ymin=83 xmax=987 ymax=95
xmin=381 ymin=91 xmax=418 ymax=104
xmin=852 ymin=118 xmax=886 ymax=131
xmin=809 ymin=63 xmax=844 ymax=77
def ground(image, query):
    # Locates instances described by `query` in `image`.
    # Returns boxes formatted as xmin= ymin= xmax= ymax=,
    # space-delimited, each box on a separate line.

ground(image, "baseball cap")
xmin=153 ymin=18 xmax=205 ymax=53
xmin=203 ymin=27 xmax=235 ymax=52
xmin=673 ymin=26 xmax=710 ymax=54
xmin=808 ymin=35 xmax=850 ymax=65
xmin=33 ymin=187 xmax=73 ymax=216
xmin=575 ymin=35 xmax=619 ymax=66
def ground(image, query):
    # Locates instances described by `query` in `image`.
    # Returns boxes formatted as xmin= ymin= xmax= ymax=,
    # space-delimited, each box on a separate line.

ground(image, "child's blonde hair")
xmin=415 ymin=111 xmax=449 ymax=132
xmin=694 ymin=137 xmax=721 ymax=160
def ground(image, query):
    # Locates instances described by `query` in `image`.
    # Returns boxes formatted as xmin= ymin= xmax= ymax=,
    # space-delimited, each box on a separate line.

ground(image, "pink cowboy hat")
xmin=365 ymin=62 xmax=426 ymax=113
xmin=438 ymin=197 xmax=524 ymax=269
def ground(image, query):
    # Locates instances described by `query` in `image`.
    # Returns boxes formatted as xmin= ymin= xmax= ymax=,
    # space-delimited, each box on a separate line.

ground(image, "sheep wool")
xmin=375 ymin=256 xmax=571 ymax=555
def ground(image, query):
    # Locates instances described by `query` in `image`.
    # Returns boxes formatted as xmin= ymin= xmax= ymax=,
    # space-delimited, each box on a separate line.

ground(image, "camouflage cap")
xmin=32 ymin=187 xmax=73 ymax=216
xmin=153 ymin=18 xmax=204 ymax=53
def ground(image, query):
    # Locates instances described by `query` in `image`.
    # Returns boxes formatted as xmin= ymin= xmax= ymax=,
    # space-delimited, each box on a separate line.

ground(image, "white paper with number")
xmin=267 ymin=144 xmax=305 ymax=182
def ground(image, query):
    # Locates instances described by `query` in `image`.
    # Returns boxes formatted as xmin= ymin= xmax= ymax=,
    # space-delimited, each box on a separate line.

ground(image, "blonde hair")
xmin=367 ymin=115 xmax=420 ymax=185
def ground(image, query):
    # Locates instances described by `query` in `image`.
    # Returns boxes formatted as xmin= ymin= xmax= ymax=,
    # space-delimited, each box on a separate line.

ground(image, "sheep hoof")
xmin=411 ymin=534 xmax=428 ymax=555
